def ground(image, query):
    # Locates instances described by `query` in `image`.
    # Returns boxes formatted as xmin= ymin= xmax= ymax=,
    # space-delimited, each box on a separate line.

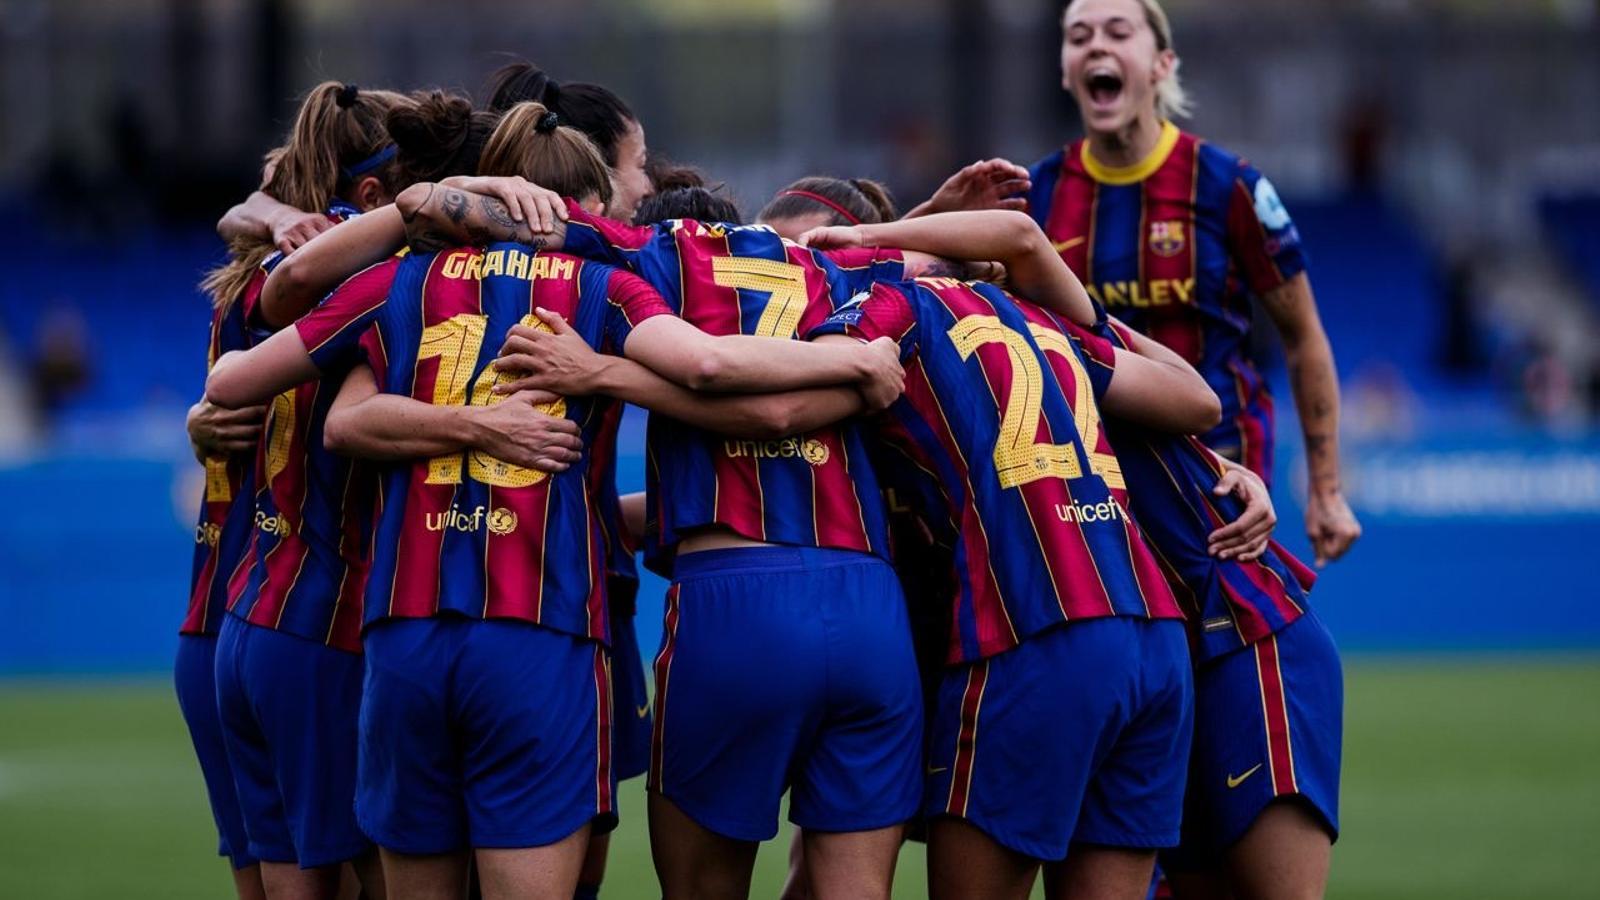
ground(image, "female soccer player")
xmin=208 ymin=106 xmax=904 ymax=900
xmin=485 ymin=59 xmax=654 ymax=223
xmin=1015 ymin=2 xmax=1350 ymax=896
xmin=198 ymin=80 xmax=408 ymax=900
xmin=756 ymin=175 xmax=899 ymax=238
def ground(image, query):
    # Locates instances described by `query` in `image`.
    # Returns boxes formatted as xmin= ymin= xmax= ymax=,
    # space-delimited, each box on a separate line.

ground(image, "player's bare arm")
xmin=802 ymin=210 xmax=1097 ymax=325
xmin=205 ymin=332 xmax=320 ymax=410
xmin=259 ymin=206 xmax=405 ymax=328
xmin=394 ymin=176 xmax=567 ymax=253
xmin=217 ymin=190 xmax=334 ymax=254
xmin=493 ymin=311 xmax=869 ymax=437
xmin=323 ymin=363 xmax=582 ymax=473
xmin=1260 ymin=272 xmax=1362 ymax=566
xmin=1100 ymin=326 xmax=1223 ymax=434
xmin=185 ymin=397 xmax=265 ymax=461
xmin=498 ymin=310 xmax=903 ymax=398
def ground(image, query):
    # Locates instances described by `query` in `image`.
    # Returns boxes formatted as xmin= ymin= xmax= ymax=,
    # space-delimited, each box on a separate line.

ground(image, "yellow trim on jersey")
xmin=1080 ymin=120 xmax=1180 ymax=186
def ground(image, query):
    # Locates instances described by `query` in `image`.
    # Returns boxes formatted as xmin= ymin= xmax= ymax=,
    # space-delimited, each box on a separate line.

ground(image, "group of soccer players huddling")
xmin=177 ymin=1 xmax=1362 ymax=898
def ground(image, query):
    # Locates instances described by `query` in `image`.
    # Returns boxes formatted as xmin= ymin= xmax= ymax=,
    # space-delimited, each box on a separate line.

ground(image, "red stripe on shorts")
xmin=945 ymin=660 xmax=991 ymax=817
xmin=648 ymin=584 xmax=682 ymax=792
xmin=1254 ymin=633 xmax=1299 ymax=795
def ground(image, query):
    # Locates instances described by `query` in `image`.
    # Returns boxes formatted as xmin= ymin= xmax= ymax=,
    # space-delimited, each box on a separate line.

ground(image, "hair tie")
xmin=535 ymin=111 xmax=561 ymax=134
xmin=336 ymin=83 xmax=360 ymax=108
xmin=779 ymin=189 xmax=861 ymax=225
xmin=340 ymin=144 xmax=396 ymax=183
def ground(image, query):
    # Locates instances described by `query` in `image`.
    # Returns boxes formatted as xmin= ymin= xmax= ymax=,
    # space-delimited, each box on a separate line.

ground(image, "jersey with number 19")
xmin=291 ymin=241 xmax=674 ymax=853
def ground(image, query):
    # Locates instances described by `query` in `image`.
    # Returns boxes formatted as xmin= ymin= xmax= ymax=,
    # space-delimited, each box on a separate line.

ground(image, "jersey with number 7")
xmin=294 ymin=244 xmax=673 ymax=644
xmin=562 ymin=206 xmax=904 ymax=573
xmin=810 ymin=278 xmax=1182 ymax=664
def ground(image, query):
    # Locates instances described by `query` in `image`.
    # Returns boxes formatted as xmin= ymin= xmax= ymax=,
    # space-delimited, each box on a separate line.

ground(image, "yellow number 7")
xmin=711 ymin=256 xmax=810 ymax=338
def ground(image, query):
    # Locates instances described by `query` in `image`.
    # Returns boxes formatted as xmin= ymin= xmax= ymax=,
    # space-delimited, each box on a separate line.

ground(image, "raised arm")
xmin=1260 ymin=272 xmax=1360 ymax=566
xmin=395 ymin=176 xmax=568 ymax=253
xmin=803 ymin=210 xmax=1096 ymax=326
xmin=259 ymin=206 xmax=404 ymax=329
xmin=322 ymin=363 xmax=582 ymax=472
xmin=903 ymin=158 xmax=1031 ymax=219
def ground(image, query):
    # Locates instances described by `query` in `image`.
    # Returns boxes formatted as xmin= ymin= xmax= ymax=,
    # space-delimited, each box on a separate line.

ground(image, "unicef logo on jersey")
xmin=1253 ymin=177 xmax=1291 ymax=230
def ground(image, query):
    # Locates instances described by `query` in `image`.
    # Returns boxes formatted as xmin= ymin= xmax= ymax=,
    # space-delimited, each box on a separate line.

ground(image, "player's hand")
xmin=1206 ymin=465 xmax=1276 ymax=562
xmin=271 ymin=210 xmax=335 ymax=255
xmin=440 ymin=175 xmax=566 ymax=233
xmin=494 ymin=308 xmax=609 ymax=396
xmin=918 ymin=158 xmax=1032 ymax=215
xmin=471 ymin=390 xmax=583 ymax=473
xmin=857 ymin=337 xmax=906 ymax=411
xmin=797 ymin=224 xmax=866 ymax=251
xmin=187 ymin=399 xmax=266 ymax=458
xmin=1305 ymin=489 xmax=1361 ymax=567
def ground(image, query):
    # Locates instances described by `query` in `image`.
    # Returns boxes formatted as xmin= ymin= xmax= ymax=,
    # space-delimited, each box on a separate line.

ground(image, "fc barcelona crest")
xmin=1149 ymin=220 xmax=1186 ymax=257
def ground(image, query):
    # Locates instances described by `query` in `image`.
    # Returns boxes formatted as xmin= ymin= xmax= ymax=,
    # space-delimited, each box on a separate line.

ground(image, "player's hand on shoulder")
xmin=1206 ymin=464 xmax=1275 ymax=562
xmin=1305 ymin=489 xmax=1361 ymax=567
xmin=440 ymin=174 xmax=567 ymax=234
xmin=471 ymin=390 xmax=582 ymax=474
xmin=857 ymin=337 xmax=906 ymax=412
xmin=494 ymin=308 xmax=608 ymax=396
xmin=797 ymin=224 xmax=866 ymax=251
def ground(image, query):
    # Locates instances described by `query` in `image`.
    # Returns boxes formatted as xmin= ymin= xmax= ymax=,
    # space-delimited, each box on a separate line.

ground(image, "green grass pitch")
xmin=1 ymin=657 xmax=1596 ymax=899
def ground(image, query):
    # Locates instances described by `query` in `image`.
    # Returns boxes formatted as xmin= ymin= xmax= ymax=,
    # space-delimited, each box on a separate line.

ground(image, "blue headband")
xmin=341 ymin=144 xmax=397 ymax=182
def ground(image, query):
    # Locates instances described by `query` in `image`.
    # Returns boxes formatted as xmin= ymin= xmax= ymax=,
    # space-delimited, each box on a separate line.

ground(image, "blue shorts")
xmin=174 ymin=634 xmax=256 ymax=870
xmin=651 ymin=546 xmax=923 ymax=842
xmin=925 ymin=617 xmax=1193 ymax=861
xmin=214 ymin=615 xmax=368 ymax=868
xmin=358 ymin=616 xmax=616 ymax=854
xmin=609 ymin=578 xmax=652 ymax=782
xmin=1163 ymin=610 xmax=1342 ymax=870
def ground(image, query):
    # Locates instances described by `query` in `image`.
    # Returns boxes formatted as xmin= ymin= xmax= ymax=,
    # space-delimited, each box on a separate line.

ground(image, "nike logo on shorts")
xmin=1226 ymin=763 xmax=1263 ymax=789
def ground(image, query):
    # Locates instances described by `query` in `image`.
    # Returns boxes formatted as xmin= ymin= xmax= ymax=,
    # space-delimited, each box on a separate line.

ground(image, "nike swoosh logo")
xmin=1226 ymin=763 xmax=1263 ymax=789
xmin=636 ymin=704 xmax=650 ymax=719
xmin=1052 ymin=236 xmax=1086 ymax=253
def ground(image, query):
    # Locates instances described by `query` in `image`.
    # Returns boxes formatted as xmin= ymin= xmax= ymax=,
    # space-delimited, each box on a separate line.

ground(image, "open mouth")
xmin=1085 ymin=70 xmax=1124 ymax=107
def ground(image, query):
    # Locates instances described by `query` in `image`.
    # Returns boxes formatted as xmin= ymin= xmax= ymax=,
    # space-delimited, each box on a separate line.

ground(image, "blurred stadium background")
xmin=1 ymin=0 xmax=1598 ymax=897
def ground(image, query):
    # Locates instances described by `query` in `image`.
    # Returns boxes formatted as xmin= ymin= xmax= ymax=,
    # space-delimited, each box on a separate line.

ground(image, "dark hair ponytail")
xmin=387 ymin=90 xmax=500 ymax=185
xmin=482 ymin=59 xmax=637 ymax=167
xmin=634 ymin=187 xmax=743 ymax=227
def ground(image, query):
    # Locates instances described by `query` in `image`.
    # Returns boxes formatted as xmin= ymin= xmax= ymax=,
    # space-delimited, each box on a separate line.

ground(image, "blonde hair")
xmin=202 ymin=82 xmax=409 ymax=310
xmin=478 ymin=102 xmax=614 ymax=208
xmin=1065 ymin=0 xmax=1192 ymax=121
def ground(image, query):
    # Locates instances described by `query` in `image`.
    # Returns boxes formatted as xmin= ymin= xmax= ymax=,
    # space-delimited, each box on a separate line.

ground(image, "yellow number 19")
xmin=416 ymin=313 xmax=565 ymax=488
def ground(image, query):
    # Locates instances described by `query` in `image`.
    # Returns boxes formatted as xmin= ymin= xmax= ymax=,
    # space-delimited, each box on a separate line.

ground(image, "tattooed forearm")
xmin=1263 ymin=274 xmax=1344 ymax=496
xmin=441 ymin=189 xmax=470 ymax=225
xmin=399 ymin=183 xmax=434 ymax=224
xmin=481 ymin=196 xmax=520 ymax=232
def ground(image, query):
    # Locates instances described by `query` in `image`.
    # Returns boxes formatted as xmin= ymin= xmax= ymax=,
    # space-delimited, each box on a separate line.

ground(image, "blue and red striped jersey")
xmin=562 ymin=203 xmax=902 ymax=572
xmin=1081 ymin=317 xmax=1315 ymax=662
xmin=588 ymin=401 xmax=639 ymax=603
xmin=225 ymin=258 xmax=393 ymax=653
xmin=810 ymin=278 xmax=1182 ymax=664
xmin=294 ymin=243 xmax=672 ymax=642
xmin=184 ymin=276 xmax=262 ymax=635
xmin=1027 ymin=121 xmax=1308 ymax=480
